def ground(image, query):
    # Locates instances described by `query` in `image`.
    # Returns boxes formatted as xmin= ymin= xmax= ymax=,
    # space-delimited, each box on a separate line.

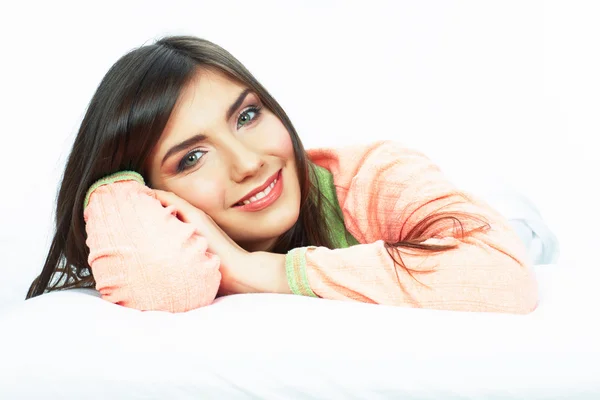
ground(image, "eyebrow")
xmin=226 ymin=88 xmax=252 ymax=120
xmin=161 ymin=134 xmax=207 ymax=166
xmin=160 ymin=89 xmax=253 ymax=167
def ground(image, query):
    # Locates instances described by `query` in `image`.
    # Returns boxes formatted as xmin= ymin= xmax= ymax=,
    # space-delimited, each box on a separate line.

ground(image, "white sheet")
xmin=1 ymin=264 xmax=598 ymax=399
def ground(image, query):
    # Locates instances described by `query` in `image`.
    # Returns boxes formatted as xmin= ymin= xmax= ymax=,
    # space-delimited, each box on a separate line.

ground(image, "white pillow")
xmin=0 ymin=265 xmax=598 ymax=399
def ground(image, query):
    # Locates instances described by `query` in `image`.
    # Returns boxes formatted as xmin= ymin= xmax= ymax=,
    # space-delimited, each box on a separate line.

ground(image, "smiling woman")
xmin=147 ymin=70 xmax=301 ymax=252
xmin=26 ymin=36 xmax=538 ymax=314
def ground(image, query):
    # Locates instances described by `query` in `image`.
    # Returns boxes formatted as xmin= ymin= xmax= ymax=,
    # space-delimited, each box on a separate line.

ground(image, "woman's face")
xmin=147 ymin=69 xmax=301 ymax=251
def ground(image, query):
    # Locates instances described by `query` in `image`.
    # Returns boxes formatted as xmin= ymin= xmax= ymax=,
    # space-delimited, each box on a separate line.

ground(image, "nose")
xmin=225 ymin=139 xmax=264 ymax=183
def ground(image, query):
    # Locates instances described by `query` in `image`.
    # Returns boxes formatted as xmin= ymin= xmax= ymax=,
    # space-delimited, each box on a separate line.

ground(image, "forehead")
xmin=152 ymin=69 xmax=246 ymax=152
xmin=171 ymin=69 xmax=245 ymax=126
xmin=183 ymin=68 xmax=244 ymax=103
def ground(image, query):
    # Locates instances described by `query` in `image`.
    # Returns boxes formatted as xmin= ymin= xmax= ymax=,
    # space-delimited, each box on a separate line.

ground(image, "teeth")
xmin=238 ymin=178 xmax=278 ymax=206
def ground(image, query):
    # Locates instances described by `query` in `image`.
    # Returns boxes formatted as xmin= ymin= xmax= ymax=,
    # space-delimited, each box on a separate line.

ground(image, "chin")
xmin=231 ymin=207 xmax=300 ymax=252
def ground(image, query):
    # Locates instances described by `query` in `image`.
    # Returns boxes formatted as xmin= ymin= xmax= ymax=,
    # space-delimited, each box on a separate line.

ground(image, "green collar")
xmin=312 ymin=164 xmax=360 ymax=249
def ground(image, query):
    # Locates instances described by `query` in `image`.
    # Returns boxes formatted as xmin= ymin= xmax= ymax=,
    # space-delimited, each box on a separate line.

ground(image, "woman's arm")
xmin=222 ymin=252 xmax=291 ymax=296
xmin=281 ymin=141 xmax=539 ymax=314
xmin=84 ymin=173 xmax=222 ymax=312
xmin=150 ymin=190 xmax=292 ymax=297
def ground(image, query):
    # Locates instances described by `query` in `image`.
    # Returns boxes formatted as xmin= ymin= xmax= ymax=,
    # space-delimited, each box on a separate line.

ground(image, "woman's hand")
xmin=153 ymin=189 xmax=292 ymax=297
xmin=153 ymin=190 xmax=247 ymax=295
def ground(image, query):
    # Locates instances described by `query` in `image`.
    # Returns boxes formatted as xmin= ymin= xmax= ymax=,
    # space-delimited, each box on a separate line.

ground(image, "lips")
xmin=235 ymin=170 xmax=281 ymax=207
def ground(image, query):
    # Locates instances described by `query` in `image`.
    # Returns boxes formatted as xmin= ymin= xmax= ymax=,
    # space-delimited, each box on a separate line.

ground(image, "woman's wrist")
xmin=222 ymin=251 xmax=291 ymax=295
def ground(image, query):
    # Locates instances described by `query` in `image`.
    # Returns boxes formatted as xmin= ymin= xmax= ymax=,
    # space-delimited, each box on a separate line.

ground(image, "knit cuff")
xmin=285 ymin=247 xmax=318 ymax=298
xmin=84 ymin=171 xmax=145 ymax=209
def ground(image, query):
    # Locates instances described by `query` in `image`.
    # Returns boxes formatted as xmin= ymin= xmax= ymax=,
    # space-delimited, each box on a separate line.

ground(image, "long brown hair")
xmin=26 ymin=35 xmax=487 ymax=299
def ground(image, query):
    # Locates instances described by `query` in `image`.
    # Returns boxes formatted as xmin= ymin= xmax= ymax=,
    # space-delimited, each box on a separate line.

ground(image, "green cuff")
xmin=285 ymin=247 xmax=318 ymax=298
xmin=84 ymin=171 xmax=145 ymax=209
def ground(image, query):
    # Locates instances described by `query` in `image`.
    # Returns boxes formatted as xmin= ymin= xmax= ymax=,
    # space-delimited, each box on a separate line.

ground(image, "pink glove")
xmin=83 ymin=171 xmax=221 ymax=312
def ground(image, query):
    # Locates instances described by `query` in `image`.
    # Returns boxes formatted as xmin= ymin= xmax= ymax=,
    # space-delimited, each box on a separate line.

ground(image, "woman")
xmin=26 ymin=35 xmax=538 ymax=314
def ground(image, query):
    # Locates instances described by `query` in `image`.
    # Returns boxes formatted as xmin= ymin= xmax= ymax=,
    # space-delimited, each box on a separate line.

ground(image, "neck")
xmin=239 ymin=236 xmax=279 ymax=253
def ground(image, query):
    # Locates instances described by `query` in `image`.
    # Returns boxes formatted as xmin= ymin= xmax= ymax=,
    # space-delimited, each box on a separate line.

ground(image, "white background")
xmin=0 ymin=0 xmax=597 ymax=310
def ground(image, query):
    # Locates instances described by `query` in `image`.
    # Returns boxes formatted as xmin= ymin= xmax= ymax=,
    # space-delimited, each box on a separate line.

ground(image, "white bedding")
xmin=1 ymin=264 xmax=599 ymax=399
xmin=0 ymin=162 xmax=579 ymax=399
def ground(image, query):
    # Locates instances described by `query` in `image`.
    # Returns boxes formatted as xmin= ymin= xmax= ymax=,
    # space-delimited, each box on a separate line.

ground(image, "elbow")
xmin=89 ymin=227 xmax=222 ymax=313
xmin=470 ymin=231 xmax=540 ymax=315
xmin=505 ymin=264 xmax=539 ymax=314
xmin=480 ymin=259 xmax=539 ymax=315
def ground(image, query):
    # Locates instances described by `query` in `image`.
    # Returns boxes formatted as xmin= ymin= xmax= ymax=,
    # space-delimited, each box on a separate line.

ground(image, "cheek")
xmin=171 ymin=177 xmax=227 ymax=213
xmin=267 ymin=118 xmax=295 ymax=160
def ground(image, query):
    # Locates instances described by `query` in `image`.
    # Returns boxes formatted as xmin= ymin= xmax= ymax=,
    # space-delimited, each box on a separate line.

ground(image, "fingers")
xmin=153 ymin=189 xmax=177 ymax=207
xmin=153 ymin=189 xmax=208 ymax=227
xmin=152 ymin=190 xmax=183 ymax=221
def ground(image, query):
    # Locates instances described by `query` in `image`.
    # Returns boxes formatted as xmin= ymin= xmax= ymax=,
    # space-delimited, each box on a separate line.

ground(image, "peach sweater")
xmin=289 ymin=141 xmax=538 ymax=313
xmin=84 ymin=141 xmax=538 ymax=314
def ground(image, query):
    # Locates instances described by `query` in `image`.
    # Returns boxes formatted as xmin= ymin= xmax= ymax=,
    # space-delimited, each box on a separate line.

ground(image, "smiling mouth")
xmin=234 ymin=170 xmax=281 ymax=207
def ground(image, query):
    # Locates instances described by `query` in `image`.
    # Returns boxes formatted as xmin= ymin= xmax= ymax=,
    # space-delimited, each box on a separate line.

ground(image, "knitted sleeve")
xmin=285 ymin=142 xmax=538 ymax=314
xmin=83 ymin=171 xmax=221 ymax=312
